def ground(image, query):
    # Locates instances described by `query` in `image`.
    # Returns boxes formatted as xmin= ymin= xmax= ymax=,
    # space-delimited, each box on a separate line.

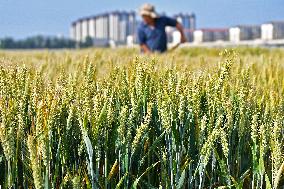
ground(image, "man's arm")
xmin=176 ymin=22 xmax=187 ymax=43
xmin=137 ymin=27 xmax=152 ymax=53
xmin=164 ymin=16 xmax=187 ymax=43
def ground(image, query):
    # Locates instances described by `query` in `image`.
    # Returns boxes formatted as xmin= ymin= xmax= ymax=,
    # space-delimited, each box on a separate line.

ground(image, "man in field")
xmin=137 ymin=3 xmax=187 ymax=53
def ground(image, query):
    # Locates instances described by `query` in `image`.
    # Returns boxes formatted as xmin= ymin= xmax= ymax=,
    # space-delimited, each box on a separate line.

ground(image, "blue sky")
xmin=0 ymin=0 xmax=284 ymax=39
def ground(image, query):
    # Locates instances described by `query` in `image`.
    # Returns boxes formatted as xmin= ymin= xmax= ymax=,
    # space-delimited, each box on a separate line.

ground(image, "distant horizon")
xmin=1 ymin=0 xmax=284 ymax=39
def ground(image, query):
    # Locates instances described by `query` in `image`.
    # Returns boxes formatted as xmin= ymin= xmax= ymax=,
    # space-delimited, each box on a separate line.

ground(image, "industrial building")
xmin=261 ymin=21 xmax=284 ymax=40
xmin=71 ymin=11 xmax=136 ymax=46
xmin=71 ymin=9 xmax=284 ymax=47
xmin=184 ymin=29 xmax=194 ymax=42
xmin=174 ymin=13 xmax=196 ymax=31
xmin=193 ymin=29 xmax=229 ymax=43
xmin=229 ymin=25 xmax=261 ymax=42
xmin=72 ymin=11 xmax=196 ymax=46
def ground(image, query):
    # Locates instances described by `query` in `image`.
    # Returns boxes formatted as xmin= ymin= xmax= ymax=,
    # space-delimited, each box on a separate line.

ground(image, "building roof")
xmin=173 ymin=13 xmax=195 ymax=18
xmin=196 ymin=28 xmax=229 ymax=32
xmin=233 ymin=25 xmax=261 ymax=29
xmin=72 ymin=10 xmax=136 ymax=24
xmin=266 ymin=21 xmax=284 ymax=25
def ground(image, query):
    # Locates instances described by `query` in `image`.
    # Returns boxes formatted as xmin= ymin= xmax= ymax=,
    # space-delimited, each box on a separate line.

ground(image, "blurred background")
xmin=1 ymin=0 xmax=284 ymax=49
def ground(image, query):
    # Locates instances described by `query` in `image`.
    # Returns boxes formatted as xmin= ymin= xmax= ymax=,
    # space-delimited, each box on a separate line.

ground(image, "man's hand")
xmin=180 ymin=34 xmax=187 ymax=43
xmin=141 ymin=44 xmax=151 ymax=53
xmin=176 ymin=22 xmax=187 ymax=43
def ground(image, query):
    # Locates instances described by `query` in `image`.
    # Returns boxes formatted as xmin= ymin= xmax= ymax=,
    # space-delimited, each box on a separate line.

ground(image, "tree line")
xmin=0 ymin=35 xmax=94 ymax=49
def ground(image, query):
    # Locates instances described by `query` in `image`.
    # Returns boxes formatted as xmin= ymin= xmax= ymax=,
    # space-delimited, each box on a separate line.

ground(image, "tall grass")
xmin=0 ymin=48 xmax=283 ymax=188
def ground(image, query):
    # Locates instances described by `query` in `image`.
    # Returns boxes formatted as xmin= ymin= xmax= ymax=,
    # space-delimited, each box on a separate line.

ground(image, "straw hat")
xmin=139 ymin=3 xmax=159 ymax=18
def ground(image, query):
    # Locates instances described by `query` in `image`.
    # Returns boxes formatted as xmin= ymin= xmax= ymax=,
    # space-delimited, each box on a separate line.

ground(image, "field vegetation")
xmin=0 ymin=47 xmax=283 ymax=188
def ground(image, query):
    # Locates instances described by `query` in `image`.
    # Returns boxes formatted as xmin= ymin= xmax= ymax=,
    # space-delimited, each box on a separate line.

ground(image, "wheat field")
xmin=0 ymin=47 xmax=283 ymax=188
